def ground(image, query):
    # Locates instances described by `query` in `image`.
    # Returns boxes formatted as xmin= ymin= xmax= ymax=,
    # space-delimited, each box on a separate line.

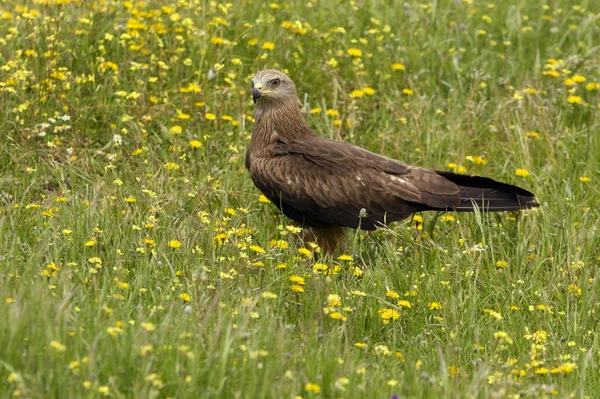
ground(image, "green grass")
xmin=1 ymin=0 xmax=599 ymax=397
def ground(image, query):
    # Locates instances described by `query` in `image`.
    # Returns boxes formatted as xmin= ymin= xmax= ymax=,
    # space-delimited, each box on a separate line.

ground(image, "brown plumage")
xmin=245 ymin=69 xmax=539 ymax=252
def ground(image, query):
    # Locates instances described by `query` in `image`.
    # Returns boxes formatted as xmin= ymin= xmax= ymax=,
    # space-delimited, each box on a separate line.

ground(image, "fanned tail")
xmin=435 ymin=170 xmax=539 ymax=212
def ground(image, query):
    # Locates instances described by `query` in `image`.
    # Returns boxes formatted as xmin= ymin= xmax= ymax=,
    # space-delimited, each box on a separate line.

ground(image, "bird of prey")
xmin=245 ymin=69 xmax=539 ymax=253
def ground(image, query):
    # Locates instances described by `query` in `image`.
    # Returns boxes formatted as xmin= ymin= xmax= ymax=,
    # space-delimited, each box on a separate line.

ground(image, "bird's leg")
xmin=303 ymin=225 xmax=348 ymax=255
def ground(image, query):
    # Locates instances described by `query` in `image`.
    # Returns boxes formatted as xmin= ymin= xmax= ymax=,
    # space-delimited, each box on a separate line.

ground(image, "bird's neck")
xmin=253 ymin=100 xmax=314 ymax=145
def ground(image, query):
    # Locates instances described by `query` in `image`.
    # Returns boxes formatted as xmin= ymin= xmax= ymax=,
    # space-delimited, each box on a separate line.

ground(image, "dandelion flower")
xmin=515 ymin=168 xmax=530 ymax=177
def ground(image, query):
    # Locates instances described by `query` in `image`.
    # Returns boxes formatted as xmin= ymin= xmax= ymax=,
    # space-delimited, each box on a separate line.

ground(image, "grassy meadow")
xmin=1 ymin=0 xmax=600 ymax=397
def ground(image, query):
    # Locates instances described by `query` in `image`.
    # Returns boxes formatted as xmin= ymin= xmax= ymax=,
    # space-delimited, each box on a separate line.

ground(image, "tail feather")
xmin=435 ymin=170 xmax=539 ymax=212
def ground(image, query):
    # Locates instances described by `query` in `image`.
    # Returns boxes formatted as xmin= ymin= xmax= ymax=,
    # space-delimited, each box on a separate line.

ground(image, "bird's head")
xmin=251 ymin=69 xmax=298 ymax=106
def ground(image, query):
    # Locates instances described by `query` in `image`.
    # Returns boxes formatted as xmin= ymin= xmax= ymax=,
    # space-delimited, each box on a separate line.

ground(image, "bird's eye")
xmin=270 ymin=78 xmax=280 ymax=86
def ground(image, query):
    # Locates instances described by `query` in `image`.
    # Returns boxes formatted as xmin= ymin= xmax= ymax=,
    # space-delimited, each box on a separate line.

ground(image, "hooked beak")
xmin=252 ymin=87 xmax=262 ymax=103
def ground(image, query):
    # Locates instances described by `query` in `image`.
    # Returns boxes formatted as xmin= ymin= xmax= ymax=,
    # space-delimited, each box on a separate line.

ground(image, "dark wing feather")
xmin=249 ymin=137 xmax=464 ymax=230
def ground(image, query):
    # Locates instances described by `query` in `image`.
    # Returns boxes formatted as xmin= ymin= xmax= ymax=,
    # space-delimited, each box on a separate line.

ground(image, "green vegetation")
xmin=0 ymin=0 xmax=599 ymax=397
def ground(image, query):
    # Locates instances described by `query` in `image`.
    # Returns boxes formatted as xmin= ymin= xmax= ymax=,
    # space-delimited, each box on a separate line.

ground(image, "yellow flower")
xmin=298 ymin=247 xmax=312 ymax=257
xmin=261 ymin=291 xmax=278 ymax=299
xmin=397 ymin=300 xmax=412 ymax=308
xmin=429 ymin=302 xmax=442 ymax=310
xmin=327 ymin=294 xmax=341 ymax=307
xmin=337 ymin=254 xmax=353 ymax=261
xmin=378 ymin=308 xmax=400 ymax=320
xmin=354 ymin=342 xmax=367 ymax=348
xmin=392 ymin=63 xmax=405 ymax=70
xmin=363 ymin=86 xmax=375 ymax=96
xmin=496 ymin=260 xmax=508 ymax=268
xmin=141 ymin=322 xmax=156 ymax=332
xmin=568 ymin=95 xmax=583 ymax=104
xmin=179 ymin=293 xmax=191 ymax=301
xmin=572 ymin=75 xmax=586 ymax=83
xmin=305 ymin=383 xmax=321 ymax=394
xmin=205 ymin=113 xmax=216 ymax=120
xmin=170 ymin=125 xmax=183 ymax=135
xmin=262 ymin=42 xmax=275 ymax=50
xmin=50 ymin=340 xmax=67 ymax=352
xmin=290 ymin=284 xmax=304 ymax=293
xmin=189 ymin=140 xmax=203 ymax=148
xmin=289 ymin=275 xmax=305 ymax=285
xmin=385 ymin=290 xmax=400 ymax=298
xmin=494 ymin=331 xmax=514 ymax=344
xmin=402 ymin=88 xmax=414 ymax=95
xmin=310 ymin=107 xmax=322 ymax=114
xmin=579 ymin=176 xmax=591 ymax=182
xmin=124 ymin=197 xmax=136 ymax=203
xmin=347 ymin=48 xmax=362 ymax=57
xmin=330 ymin=312 xmax=347 ymax=321
xmin=249 ymin=245 xmax=265 ymax=254
xmin=169 ymin=240 xmax=182 ymax=248
xmin=515 ymin=168 xmax=530 ymax=177
xmin=259 ymin=194 xmax=271 ymax=203
xmin=585 ymin=82 xmax=599 ymax=91
xmin=350 ymin=89 xmax=364 ymax=98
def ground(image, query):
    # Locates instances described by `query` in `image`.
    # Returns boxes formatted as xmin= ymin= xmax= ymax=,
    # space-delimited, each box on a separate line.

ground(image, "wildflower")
xmin=205 ymin=113 xmax=216 ymax=120
xmin=50 ymin=340 xmax=67 ymax=352
xmin=291 ymin=285 xmax=305 ymax=293
xmin=327 ymin=294 xmax=341 ymax=307
xmin=363 ymin=87 xmax=375 ymax=96
xmin=397 ymin=300 xmax=411 ymax=308
xmin=350 ymin=89 xmax=364 ymax=98
xmin=330 ymin=312 xmax=347 ymax=321
xmin=141 ymin=322 xmax=156 ymax=332
xmin=392 ymin=63 xmax=405 ymax=70
xmin=496 ymin=260 xmax=508 ymax=268
xmin=262 ymin=42 xmax=275 ymax=50
xmin=567 ymin=95 xmax=583 ymax=104
xmin=313 ymin=263 xmax=328 ymax=273
xmin=179 ymin=293 xmax=191 ymax=301
xmin=378 ymin=308 xmax=400 ymax=321
xmin=579 ymin=176 xmax=591 ymax=182
xmin=249 ymin=245 xmax=265 ymax=254
xmin=526 ymin=131 xmax=540 ymax=139
xmin=429 ymin=302 xmax=442 ymax=310
xmin=515 ymin=168 xmax=530 ymax=177
xmin=374 ymin=344 xmax=391 ymax=356
xmin=305 ymin=383 xmax=321 ymax=394
xmin=98 ymin=386 xmax=110 ymax=396
xmin=189 ymin=140 xmax=203 ymax=148
xmin=494 ymin=331 xmax=514 ymax=345
xmin=289 ymin=275 xmax=305 ymax=285
xmin=170 ymin=125 xmax=183 ymax=135
xmin=338 ymin=254 xmax=352 ymax=261
xmin=386 ymin=290 xmax=400 ymax=298
xmin=169 ymin=240 xmax=182 ymax=248
xmin=402 ymin=88 xmax=414 ymax=95
xmin=259 ymin=194 xmax=271 ymax=203
xmin=585 ymin=82 xmax=599 ymax=91
xmin=298 ymin=247 xmax=312 ymax=257
xmin=347 ymin=48 xmax=362 ymax=57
